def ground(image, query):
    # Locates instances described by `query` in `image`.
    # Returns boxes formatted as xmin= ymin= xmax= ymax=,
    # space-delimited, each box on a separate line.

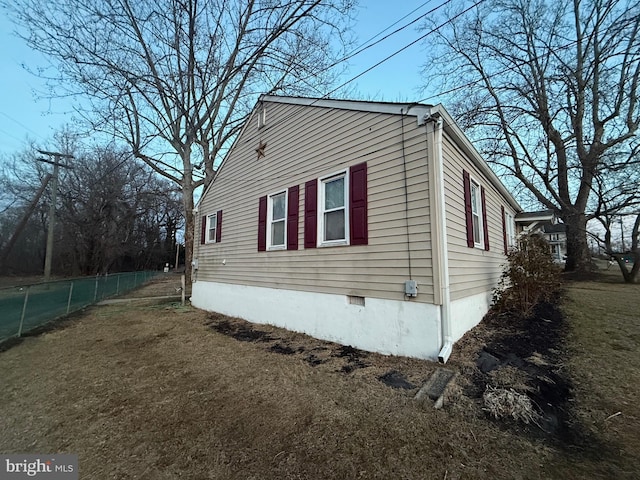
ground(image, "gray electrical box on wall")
xmin=404 ymin=280 xmax=418 ymax=297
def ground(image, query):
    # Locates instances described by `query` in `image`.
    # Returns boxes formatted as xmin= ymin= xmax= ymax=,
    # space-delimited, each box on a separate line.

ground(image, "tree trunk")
xmin=563 ymin=212 xmax=591 ymax=272
xmin=182 ymin=189 xmax=195 ymax=290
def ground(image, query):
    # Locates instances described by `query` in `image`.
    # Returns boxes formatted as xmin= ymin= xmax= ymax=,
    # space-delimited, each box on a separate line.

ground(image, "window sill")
xmin=267 ymin=245 xmax=286 ymax=251
xmin=318 ymin=240 xmax=349 ymax=248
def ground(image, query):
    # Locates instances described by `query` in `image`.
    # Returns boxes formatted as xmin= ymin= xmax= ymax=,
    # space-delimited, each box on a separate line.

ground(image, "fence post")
xmin=66 ymin=282 xmax=74 ymax=314
xmin=18 ymin=286 xmax=30 ymax=337
xmin=94 ymin=275 xmax=99 ymax=302
xmin=135 ymin=271 xmax=138 ymax=286
xmin=116 ymin=275 xmax=120 ymax=295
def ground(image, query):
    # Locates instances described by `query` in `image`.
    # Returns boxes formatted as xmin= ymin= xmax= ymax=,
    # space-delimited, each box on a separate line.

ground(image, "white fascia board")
xmin=429 ymin=104 xmax=522 ymax=213
xmin=260 ymin=95 xmax=432 ymax=126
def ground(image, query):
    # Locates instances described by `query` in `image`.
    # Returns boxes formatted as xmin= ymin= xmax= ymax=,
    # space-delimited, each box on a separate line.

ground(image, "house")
xmin=191 ymin=96 xmax=521 ymax=362
xmin=515 ymin=210 xmax=567 ymax=262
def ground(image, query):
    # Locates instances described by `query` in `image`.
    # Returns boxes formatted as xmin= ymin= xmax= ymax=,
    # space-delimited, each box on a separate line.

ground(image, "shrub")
xmin=492 ymin=235 xmax=562 ymax=317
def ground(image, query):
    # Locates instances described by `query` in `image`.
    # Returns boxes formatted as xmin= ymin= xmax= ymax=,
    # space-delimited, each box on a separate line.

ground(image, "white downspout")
xmin=429 ymin=114 xmax=453 ymax=363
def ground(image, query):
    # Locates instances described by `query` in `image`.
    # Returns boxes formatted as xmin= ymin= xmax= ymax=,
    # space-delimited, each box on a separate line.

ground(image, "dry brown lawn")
xmin=0 ymin=273 xmax=638 ymax=479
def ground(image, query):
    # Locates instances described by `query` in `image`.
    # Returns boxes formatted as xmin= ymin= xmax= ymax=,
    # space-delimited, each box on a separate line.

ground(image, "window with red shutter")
xmin=216 ymin=210 xmax=222 ymax=243
xmin=481 ymin=186 xmax=489 ymax=251
xmin=287 ymin=185 xmax=299 ymax=250
xmin=200 ymin=215 xmax=206 ymax=245
xmin=258 ymin=196 xmax=267 ymax=251
xmin=463 ymin=170 xmax=474 ymax=248
xmin=304 ymin=179 xmax=317 ymax=249
xmin=349 ymin=162 xmax=368 ymax=245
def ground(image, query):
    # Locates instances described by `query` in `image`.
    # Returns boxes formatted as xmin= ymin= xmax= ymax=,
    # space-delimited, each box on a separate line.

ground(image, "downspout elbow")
xmin=438 ymin=340 xmax=453 ymax=363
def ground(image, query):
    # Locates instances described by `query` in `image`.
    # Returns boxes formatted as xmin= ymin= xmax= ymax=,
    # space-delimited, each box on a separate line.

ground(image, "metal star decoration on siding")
xmin=255 ymin=141 xmax=266 ymax=159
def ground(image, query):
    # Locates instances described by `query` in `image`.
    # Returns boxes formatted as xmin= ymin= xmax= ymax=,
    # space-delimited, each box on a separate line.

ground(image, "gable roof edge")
xmin=430 ymin=104 xmax=522 ymax=213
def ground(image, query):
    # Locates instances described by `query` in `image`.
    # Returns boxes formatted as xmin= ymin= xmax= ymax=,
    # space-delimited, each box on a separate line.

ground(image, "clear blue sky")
xmin=0 ymin=1 xmax=439 ymax=157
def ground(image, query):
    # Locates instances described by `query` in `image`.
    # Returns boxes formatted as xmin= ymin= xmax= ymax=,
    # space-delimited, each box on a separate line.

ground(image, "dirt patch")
xmin=378 ymin=371 xmax=416 ymax=390
xmin=209 ymin=318 xmax=274 ymax=342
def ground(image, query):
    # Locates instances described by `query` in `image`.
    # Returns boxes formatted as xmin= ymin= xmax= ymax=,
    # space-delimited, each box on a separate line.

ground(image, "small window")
xmin=505 ymin=211 xmax=515 ymax=247
xmin=206 ymin=213 xmax=217 ymax=243
xmin=319 ymin=171 xmax=348 ymax=245
xmin=258 ymin=104 xmax=266 ymax=129
xmin=470 ymin=181 xmax=482 ymax=247
xmin=550 ymin=233 xmax=559 ymax=241
xmin=268 ymin=191 xmax=287 ymax=249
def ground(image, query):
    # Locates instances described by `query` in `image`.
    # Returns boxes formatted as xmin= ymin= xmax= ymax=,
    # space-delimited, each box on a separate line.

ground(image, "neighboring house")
xmin=515 ymin=210 xmax=567 ymax=262
xmin=191 ymin=96 xmax=521 ymax=362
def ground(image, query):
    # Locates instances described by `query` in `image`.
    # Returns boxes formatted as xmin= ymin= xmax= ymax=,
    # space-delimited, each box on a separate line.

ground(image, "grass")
xmin=0 ymin=273 xmax=638 ymax=479
xmin=554 ymin=272 xmax=640 ymax=478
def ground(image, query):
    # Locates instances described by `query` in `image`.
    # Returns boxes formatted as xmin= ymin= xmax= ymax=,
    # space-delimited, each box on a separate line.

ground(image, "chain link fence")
xmin=0 ymin=271 xmax=158 ymax=342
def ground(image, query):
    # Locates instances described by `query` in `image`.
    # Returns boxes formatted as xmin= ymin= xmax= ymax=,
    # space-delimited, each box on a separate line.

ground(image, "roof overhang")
xmin=426 ymin=105 xmax=522 ymax=213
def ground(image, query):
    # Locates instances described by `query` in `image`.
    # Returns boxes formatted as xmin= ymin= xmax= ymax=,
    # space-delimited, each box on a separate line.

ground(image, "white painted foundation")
xmin=191 ymin=281 xmax=442 ymax=360
xmin=449 ymin=291 xmax=493 ymax=342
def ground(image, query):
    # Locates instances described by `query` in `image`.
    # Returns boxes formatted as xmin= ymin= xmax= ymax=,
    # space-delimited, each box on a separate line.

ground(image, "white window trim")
xmin=206 ymin=213 xmax=217 ymax=244
xmin=318 ymin=169 xmax=350 ymax=247
xmin=258 ymin=105 xmax=266 ymax=129
xmin=505 ymin=211 xmax=515 ymax=248
xmin=267 ymin=190 xmax=287 ymax=250
xmin=470 ymin=178 xmax=484 ymax=249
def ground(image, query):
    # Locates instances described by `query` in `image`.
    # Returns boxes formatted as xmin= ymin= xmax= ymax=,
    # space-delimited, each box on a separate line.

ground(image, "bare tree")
xmin=589 ymin=145 xmax=640 ymax=282
xmin=6 ymin=0 xmax=356 ymax=282
xmin=422 ymin=0 xmax=640 ymax=272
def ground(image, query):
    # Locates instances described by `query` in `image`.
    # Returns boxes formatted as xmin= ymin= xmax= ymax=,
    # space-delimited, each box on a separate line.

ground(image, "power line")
xmin=325 ymin=0 xmax=485 ymax=98
xmin=0 ymin=111 xmax=48 ymax=140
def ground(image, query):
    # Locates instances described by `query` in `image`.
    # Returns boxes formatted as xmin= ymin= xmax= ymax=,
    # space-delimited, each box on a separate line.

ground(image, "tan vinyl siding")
xmin=441 ymin=131 xmax=516 ymax=301
xmin=195 ymin=102 xmax=434 ymax=303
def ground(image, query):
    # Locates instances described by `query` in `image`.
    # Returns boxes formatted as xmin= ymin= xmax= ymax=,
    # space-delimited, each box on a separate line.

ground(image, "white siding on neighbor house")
xmin=441 ymin=130 xmax=518 ymax=301
xmin=194 ymin=101 xmax=435 ymax=303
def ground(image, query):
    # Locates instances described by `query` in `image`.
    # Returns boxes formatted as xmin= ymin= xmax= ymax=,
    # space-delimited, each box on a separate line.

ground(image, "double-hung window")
xmin=505 ymin=211 xmax=515 ymax=247
xmin=207 ymin=213 xmax=217 ymax=243
xmin=470 ymin=180 xmax=482 ymax=247
xmin=463 ymin=169 xmax=489 ymax=250
xmin=268 ymin=191 xmax=287 ymax=249
xmin=320 ymin=171 xmax=348 ymax=245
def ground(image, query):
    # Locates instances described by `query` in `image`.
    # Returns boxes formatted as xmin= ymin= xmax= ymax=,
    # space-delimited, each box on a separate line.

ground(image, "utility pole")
xmin=620 ymin=216 xmax=626 ymax=252
xmin=37 ymin=150 xmax=74 ymax=282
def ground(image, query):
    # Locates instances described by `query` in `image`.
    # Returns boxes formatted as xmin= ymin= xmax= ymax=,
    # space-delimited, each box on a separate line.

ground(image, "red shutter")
xmin=258 ymin=196 xmax=267 ymax=252
xmin=463 ymin=170 xmax=474 ymax=248
xmin=200 ymin=215 xmax=206 ymax=245
xmin=216 ymin=210 xmax=222 ymax=243
xmin=287 ymin=185 xmax=299 ymax=250
xmin=304 ymin=179 xmax=317 ymax=249
xmin=481 ymin=186 xmax=490 ymax=251
xmin=349 ymin=162 xmax=368 ymax=245
xmin=501 ymin=206 xmax=508 ymax=255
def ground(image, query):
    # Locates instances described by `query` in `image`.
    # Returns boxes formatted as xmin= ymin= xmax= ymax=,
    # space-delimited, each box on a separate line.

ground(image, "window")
xmin=257 ymin=104 xmax=266 ymax=129
xmin=463 ymin=170 xmax=489 ymax=250
xmin=304 ymin=162 xmax=367 ymax=249
xmin=258 ymin=185 xmax=299 ymax=252
xmin=201 ymin=210 xmax=222 ymax=244
xmin=502 ymin=207 xmax=515 ymax=255
xmin=470 ymin=181 xmax=482 ymax=246
xmin=207 ymin=213 xmax=217 ymax=243
xmin=268 ymin=191 xmax=287 ymax=249
xmin=550 ymin=233 xmax=559 ymax=241
xmin=505 ymin=211 xmax=515 ymax=246
xmin=319 ymin=171 xmax=348 ymax=245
